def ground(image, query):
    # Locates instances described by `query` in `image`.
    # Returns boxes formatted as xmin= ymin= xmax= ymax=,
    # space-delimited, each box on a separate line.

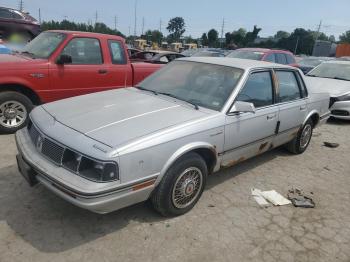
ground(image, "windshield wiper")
xmin=20 ymin=51 xmax=36 ymax=58
xmin=135 ymin=86 xmax=158 ymax=95
xmin=333 ymin=76 xmax=350 ymax=81
xmin=157 ymin=92 xmax=199 ymax=110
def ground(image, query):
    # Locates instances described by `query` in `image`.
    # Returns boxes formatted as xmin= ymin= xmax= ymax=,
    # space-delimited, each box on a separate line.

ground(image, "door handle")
xmin=300 ymin=106 xmax=307 ymax=111
xmin=267 ymin=114 xmax=276 ymax=120
xmin=98 ymin=69 xmax=108 ymax=74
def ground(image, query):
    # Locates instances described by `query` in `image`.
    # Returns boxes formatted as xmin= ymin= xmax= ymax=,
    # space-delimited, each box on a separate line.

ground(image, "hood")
xmin=305 ymin=76 xmax=350 ymax=97
xmin=0 ymin=53 xmax=47 ymax=70
xmin=42 ymin=88 xmax=209 ymax=148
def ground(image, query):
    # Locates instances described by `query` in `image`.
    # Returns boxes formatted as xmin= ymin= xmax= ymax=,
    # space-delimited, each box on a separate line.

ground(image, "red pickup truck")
xmin=0 ymin=30 xmax=162 ymax=133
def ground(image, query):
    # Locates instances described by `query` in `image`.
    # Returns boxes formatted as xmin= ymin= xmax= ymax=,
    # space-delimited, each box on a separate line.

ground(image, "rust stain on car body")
xmin=259 ymin=142 xmax=269 ymax=152
xmin=222 ymin=157 xmax=246 ymax=168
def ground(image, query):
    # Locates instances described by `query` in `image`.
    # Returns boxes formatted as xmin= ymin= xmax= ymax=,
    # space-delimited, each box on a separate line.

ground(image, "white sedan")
xmin=306 ymin=60 xmax=350 ymax=120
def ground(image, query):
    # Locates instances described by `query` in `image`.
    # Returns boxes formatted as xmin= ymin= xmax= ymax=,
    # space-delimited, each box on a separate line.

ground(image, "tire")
xmin=285 ymin=119 xmax=313 ymax=154
xmin=0 ymin=92 xmax=33 ymax=134
xmin=151 ymin=152 xmax=208 ymax=217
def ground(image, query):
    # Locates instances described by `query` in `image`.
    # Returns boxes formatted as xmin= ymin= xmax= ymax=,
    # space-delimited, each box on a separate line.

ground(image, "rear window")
xmin=286 ymin=54 xmax=295 ymax=64
xmin=275 ymin=53 xmax=287 ymax=64
xmin=227 ymin=50 xmax=264 ymax=60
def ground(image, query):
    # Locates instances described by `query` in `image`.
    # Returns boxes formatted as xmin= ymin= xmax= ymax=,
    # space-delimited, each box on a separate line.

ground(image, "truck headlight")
xmin=337 ymin=93 xmax=350 ymax=101
xmin=62 ymin=148 xmax=119 ymax=182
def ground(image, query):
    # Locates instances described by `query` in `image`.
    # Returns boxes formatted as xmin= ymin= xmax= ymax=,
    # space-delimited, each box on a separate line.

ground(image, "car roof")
xmin=46 ymin=30 xmax=125 ymax=41
xmin=323 ymin=60 xmax=350 ymax=65
xmin=178 ymin=57 xmax=293 ymax=70
xmin=237 ymin=48 xmax=292 ymax=54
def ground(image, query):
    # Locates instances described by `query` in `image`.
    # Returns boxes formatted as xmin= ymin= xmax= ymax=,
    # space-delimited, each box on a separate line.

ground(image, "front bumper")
xmin=330 ymin=101 xmax=350 ymax=120
xmin=15 ymin=128 xmax=157 ymax=214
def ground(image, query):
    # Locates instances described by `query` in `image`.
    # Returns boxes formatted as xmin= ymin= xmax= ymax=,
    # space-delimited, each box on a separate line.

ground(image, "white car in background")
xmin=306 ymin=61 xmax=350 ymax=120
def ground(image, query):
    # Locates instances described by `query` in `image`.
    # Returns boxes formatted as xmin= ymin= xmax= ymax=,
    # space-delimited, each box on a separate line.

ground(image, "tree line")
xmin=41 ymin=17 xmax=350 ymax=55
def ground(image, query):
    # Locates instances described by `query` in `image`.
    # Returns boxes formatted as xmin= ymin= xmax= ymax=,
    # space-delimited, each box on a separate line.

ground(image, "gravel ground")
xmin=0 ymin=119 xmax=349 ymax=262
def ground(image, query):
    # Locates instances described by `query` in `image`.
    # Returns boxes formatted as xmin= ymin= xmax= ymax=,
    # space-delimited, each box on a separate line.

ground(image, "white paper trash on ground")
xmin=251 ymin=188 xmax=270 ymax=207
xmin=260 ymin=190 xmax=291 ymax=206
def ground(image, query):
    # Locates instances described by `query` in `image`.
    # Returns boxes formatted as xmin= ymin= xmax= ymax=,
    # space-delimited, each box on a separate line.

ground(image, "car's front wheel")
xmin=285 ymin=119 xmax=313 ymax=154
xmin=151 ymin=152 xmax=207 ymax=217
xmin=0 ymin=92 xmax=33 ymax=134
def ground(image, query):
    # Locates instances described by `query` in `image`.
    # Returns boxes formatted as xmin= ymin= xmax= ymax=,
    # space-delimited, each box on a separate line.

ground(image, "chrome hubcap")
xmin=0 ymin=101 xmax=27 ymax=128
xmin=172 ymin=167 xmax=203 ymax=209
xmin=300 ymin=124 xmax=312 ymax=149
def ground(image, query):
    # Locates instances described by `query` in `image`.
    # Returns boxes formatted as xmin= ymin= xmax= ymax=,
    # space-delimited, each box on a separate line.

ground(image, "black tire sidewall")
xmin=155 ymin=153 xmax=208 ymax=216
xmin=0 ymin=92 xmax=33 ymax=134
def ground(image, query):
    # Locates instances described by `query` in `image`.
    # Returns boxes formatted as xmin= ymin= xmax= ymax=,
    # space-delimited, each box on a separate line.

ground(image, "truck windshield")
xmin=22 ymin=32 xmax=66 ymax=59
xmin=137 ymin=61 xmax=243 ymax=111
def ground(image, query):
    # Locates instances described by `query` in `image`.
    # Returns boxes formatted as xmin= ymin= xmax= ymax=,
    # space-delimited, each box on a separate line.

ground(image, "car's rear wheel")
xmin=0 ymin=92 xmax=33 ymax=134
xmin=285 ymin=119 xmax=313 ymax=154
xmin=151 ymin=152 xmax=207 ymax=217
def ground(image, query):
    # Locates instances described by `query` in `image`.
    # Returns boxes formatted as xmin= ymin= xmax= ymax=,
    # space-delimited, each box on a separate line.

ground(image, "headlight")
xmin=337 ymin=93 xmax=350 ymax=101
xmin=62 ymin=148 xmax=119 ymax=182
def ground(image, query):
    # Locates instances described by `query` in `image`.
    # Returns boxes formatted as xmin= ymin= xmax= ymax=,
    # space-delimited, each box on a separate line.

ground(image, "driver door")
xmin=222 ymin=70 xmax=279 ymax=167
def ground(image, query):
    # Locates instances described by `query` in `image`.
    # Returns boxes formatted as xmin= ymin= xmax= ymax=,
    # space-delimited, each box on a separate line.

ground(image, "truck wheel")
xmin=285 ymin=119 xmax=313 ymax=154
xmin=0 ymin=92 xmax=33 ymax=134
xmin=151 ymin=152 xmax=207 ymax=217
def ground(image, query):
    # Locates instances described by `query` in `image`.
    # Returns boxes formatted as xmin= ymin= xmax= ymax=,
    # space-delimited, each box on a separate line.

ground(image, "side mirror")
xmin=228 ymin=101 xmax=256 ymax=115
xmin=56 ymin=54 xmax=72 ymax=65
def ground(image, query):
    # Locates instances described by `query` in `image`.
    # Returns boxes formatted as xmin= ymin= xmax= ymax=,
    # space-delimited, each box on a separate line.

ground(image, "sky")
xmin=1 ymin=0 xmax=349 ymax=39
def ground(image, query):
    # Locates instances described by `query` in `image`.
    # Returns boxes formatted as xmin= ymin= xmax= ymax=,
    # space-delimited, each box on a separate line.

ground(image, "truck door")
xmin=49 ymin=37 xmax=112 ymax=101
xmin=273 ymin=70 xmax=307 ymax=147
xmin=106 ymin=40 xmax=132 ymax=87
xmin=222 ymin=70 xmax=279 ymax=167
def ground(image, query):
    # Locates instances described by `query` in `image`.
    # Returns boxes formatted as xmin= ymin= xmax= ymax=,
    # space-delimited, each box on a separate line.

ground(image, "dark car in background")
xmin=0 ymin=6 xmax=41 ymax=41
xmin=298 ymin=56 xmax=335 ymax=74
xmin=227 ymin=48 xmax=298 ymax=67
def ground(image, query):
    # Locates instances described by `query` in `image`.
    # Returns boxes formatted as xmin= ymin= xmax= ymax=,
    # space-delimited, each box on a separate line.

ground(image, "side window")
xmin=61 ymin=38 xmax=103 ymax=65
xmin=276 ymin=71 xmax=302 ymax=102
xmin=0 ymin=8 xmax=13 ymax=19
xmin=11 ymin=11 xmax=23 ymax=20
xmin=236 ymin=71 xmax=274 ymax=108
xmin=276 ymin=53 xmax=287 ymax=64
xmin=108 ymin=40 xmax=126 ymax=64
xmin=286 ymin=54 xmax=295 ymax=64
xmin=159 ymin=56 xmax=169 ymax=63
xmin=264 ymin=53 xmax=276 ymax=63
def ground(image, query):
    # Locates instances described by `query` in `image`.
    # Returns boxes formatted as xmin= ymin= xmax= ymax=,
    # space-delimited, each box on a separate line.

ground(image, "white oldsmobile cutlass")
xmin=16 ymin=58 xmax=330 ymax=216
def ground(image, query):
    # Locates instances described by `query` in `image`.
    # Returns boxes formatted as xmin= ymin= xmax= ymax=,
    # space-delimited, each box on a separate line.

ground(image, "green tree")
xmin=243 ymin=25 xmax=261 ymax=46
xmin=339 ymin=30 xmax=350 ymax=43
xmin=274 ymin=30 xmax=290 ymax=39
xmin=166 ymin=17 xmax=185 ymax=42
xmin=201 ymin=33 xmax=208 ymax=46
xmin=144 ymin=29 xmax=163 ymax=44
xmin=207 ymin=29 xmax=218 ymax=47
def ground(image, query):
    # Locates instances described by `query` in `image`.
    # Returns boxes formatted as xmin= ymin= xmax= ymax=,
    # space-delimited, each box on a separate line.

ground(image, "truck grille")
xmin=27 ymin=120 xmax=64 ymax=165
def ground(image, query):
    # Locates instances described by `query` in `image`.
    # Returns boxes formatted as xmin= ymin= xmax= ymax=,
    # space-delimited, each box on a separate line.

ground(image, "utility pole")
xmin=95 ymin=11 xmax=98 ymax=25
xmin=133 ymin=0 xmax=138 ymax=37
xmin=18 ymin=0 xmax=24 ymax=11
xmin=294 ymin=36 xmax=300 ymax=55
xmin=128 ymin=26 xmax=131 ymax=36
xmin=220 ymin=18 xmax=225 ymax=47
xmin=159 ymin=19 xmax=162 ymax=33
xmin=141 ymin=17 xmax=145 ymax=35
xmin=114 ymin=15 xmax=118 ymax=31
xmin=38 ymin=8 xmax=41 ymax=24
xmin=315 ymin=20 xmax=322 ymax=42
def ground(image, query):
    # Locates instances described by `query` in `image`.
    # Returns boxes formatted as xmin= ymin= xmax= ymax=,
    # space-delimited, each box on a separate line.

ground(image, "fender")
xmin=0 ymin=76 xmax=37 ymax=91
xmin=155 ymin=142 xmax=218 ymax=186
xmin=303 ymin=109 xmax=320 ymax=126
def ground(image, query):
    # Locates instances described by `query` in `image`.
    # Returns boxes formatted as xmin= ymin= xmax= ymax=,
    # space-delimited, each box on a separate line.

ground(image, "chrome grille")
xmin=27 ymin=121 xmax=64 ymax=165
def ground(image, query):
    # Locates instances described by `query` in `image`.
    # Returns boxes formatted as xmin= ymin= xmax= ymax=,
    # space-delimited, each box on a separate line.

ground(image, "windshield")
xmin=22 ymin=32 xmax=66 ymax=59
xmin=137 ymin=61 xmax=244 ymax=111
xmin=227 ymin=50 xmax=264 ymax=60
xmin=299 ymin=58 xmax=323 ymax=67
xmin=308 ymin=63 xmax=350 ymax=81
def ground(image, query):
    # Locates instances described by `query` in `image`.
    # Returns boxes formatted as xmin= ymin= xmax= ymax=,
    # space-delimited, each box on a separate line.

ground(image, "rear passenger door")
xmin=273 ymin=70 xmax=307 ymax=146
